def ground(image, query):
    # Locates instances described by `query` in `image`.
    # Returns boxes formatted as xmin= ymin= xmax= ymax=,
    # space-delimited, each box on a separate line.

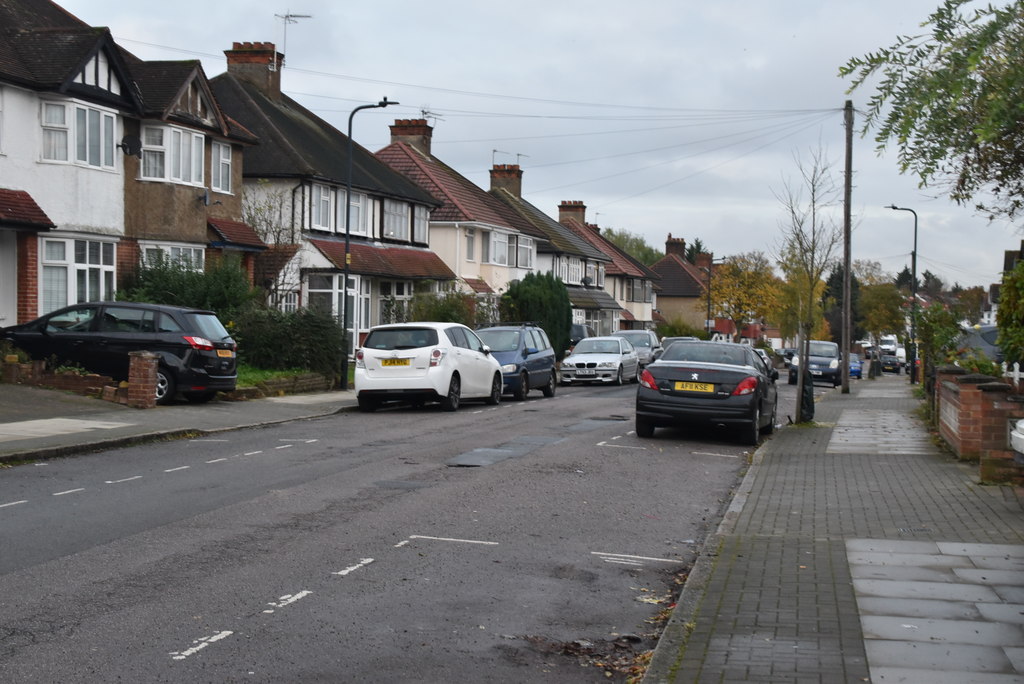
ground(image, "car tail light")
xmin=183 ymin=335 xmax=215 ymax=351
xmin=732 ymin=376 xmax=758 ymax=396
xmin=429 ymin=348 xmax=444 ymax=367
xmin=355 ymin=349 xmax=365 ymax=369
xmin=639 ymin=369 xmax=657 ymax=389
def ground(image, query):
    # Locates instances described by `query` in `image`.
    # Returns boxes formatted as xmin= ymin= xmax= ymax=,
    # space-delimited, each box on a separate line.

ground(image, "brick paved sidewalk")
xmin=645 ymin=375 xmax=1024 ymax=683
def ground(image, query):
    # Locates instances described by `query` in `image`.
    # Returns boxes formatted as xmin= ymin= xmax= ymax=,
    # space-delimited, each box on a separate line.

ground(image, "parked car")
xmin=610 ymin=329 xmax=662 ymax=367
xmin=849 ymin=353 xmax=863 ymax=379
xmin=476 ymin=323 xmax=556 ymax=400
xmin=788 ymin=340 xmax=841 ymax=387
xmin=1 ymin=301 xmax=237 ymax=404
xmin=880 ymin=354 xmax=902 ymax=374
xmin=569 ymin=323 xmax=596 ymax=348
xmin=354 ymin=322 xmax=502 ymax=412
xmin=560 ymin=336 xmax=640 ymax=385
xmin=779 ymin=348 xmax=797 ymax=367
xmin=656 ymin=336 xmax=699 ymax=361
xmin=635 ymin=340 xmax=778 ymax=445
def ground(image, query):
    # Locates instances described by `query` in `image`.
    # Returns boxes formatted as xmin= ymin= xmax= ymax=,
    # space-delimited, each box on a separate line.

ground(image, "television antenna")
xmin=273 ymin=10 xmax=312 ymax=71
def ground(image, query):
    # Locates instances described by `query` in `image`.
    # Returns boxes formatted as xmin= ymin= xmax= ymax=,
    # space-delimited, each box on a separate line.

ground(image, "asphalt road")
xmin=0 ymin=376 xmax=827 ymax=682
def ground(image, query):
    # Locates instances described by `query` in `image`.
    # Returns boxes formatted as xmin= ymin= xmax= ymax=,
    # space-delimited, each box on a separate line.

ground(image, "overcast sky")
xmin=59 ymin=0 xmax=1020 ymax=290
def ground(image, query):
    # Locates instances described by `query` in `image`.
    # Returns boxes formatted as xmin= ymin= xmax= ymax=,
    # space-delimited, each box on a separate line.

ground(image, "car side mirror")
xmin=524 ymin=346 xmax=538 ymax=356
xmin=482 ymin=345 xmax=491 ymax=355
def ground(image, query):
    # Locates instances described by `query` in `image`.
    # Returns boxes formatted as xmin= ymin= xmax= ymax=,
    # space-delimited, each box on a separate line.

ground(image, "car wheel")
xmin=541 ymin=370 xmax=556 ymax=397
xmin=485 ymin=373 xmax=502 ymax=405
xmin=155 ymin=367 xmax=176 ymax=405
xmin=357 ymin=396 xmax=378 ymax=413
xmin=742 ymin=407 xmax=760 ymax=446
xmin=636 ymin=417 xmax=655 ymax=438
xmin=184 ymin=391 xmax=217 ymax=404
xmin=615 ymin=365 xmax=624 ymax=385
xmin=440 ymin=374 xmax=461 ymax=412
xmin=633 ymin=364 xmax=641 ymax=383
xmin=760 ymin=401 xmax=777 ymax=435
xmin=513 ymin=372 xmax=528 ymax=401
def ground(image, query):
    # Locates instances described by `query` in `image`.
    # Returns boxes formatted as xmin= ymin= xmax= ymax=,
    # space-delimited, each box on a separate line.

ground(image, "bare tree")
xmin=242 ymin=180 xmax=304 ymax=310
xmin=775 ymin=147 xmax=843 ymax=422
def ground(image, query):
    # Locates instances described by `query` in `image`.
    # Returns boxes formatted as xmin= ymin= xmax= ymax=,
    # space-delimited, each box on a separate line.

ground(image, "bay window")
xmin=383 ymin=199 xmax=409 ymax=241
xmin=41 ymin=101 xmax=116 ymax=169
xmin=311 ymin=183 xmax=333 ymax=230
xmin=41 ymin=237 xmax=116 ymax=314
xmin=140 ymin=124 xmax=204 ymax=184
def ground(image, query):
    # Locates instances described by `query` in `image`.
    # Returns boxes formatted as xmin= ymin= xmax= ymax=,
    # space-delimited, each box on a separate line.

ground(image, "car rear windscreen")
xmin=186 ymin=313 xmax=232 ymax=341
xmin=364 ymin=328 xmax=439 ymax=350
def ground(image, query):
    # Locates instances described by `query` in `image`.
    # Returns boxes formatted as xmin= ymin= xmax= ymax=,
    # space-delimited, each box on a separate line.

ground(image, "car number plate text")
xmin=216 ymin=349 xmax=234 ymax=358
xmin=381 ymin=358 xmax=410 ymax=367
xmin=675 ymin=381 xmax=714 ymax=392
xmin=575 ymin=369 xmax=595 ymax=375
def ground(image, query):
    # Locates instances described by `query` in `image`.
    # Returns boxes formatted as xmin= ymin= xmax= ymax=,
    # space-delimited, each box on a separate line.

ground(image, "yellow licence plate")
xmin=381 ymin=358 xmax=410 ymax=367
xmin=216 ymin=349 xmax=234 ymax=358
xmin=674 ymin=381 xmax=714 ymax=392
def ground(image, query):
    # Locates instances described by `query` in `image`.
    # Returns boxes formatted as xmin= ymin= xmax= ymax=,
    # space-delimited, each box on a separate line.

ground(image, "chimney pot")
xmin=490 ymin=164 xmax=523 ymax=198
xmin=390 ymin=119 xmax=433 ymax=156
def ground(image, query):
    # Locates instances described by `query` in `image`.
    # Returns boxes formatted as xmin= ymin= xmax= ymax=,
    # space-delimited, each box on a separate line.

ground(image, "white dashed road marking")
xmin=406 ymin=535 xmax=499 ymax=546
xmin=334 ymin=558 xmax=375 ymax=576
xmin=263 ymin=590 xmax=312 ymax=614
xmin=169 ymin=630 xmax=233 ymax=661
xmin=53 ymin=488 xmax=84 ymax=496
xmin=105 ymin=476 xmax=142 ymax=484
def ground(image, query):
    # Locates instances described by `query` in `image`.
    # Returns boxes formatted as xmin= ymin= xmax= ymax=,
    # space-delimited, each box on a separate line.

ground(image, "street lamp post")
xmin=887 ymin=205 xmax=918 ymax=384
xmin=340 ymin=97 xmax=399 ymax=390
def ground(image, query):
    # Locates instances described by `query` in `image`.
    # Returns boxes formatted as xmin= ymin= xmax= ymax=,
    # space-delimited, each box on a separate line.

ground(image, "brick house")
xmin=649 ymin=234 xmax=714 ymax=331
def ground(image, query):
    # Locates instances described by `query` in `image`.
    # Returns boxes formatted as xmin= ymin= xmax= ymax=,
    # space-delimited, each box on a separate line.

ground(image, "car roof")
xmin=55 ymin=301 xmax=217 ymax=315
xmin=369 ymin=322 xmax=464 ymax=330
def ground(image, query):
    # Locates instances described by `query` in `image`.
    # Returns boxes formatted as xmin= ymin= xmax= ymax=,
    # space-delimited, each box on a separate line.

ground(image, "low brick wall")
xmin=936 ymin=366 xmax=1024 ymax=485
xmin=222 ymin=372 xmax=334 ymax=401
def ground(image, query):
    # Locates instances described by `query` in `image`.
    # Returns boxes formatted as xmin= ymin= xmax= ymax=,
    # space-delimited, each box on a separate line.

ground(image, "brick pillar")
xmin=127 ymin=351 xmax=159 ymax=409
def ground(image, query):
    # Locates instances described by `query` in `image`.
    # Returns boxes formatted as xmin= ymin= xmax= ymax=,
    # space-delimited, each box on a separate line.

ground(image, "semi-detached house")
xmin=0 ymin=0 xmax=264 ymax=325
xmin=209 ymin=43 xmax=454 ymax=353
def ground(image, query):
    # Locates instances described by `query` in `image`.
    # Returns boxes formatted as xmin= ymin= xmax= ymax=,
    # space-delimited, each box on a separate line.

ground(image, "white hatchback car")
xmin=355 ymin=322 xmax=502 ymax=412
xmin=559 ymin=335 xmax=640 ymax=385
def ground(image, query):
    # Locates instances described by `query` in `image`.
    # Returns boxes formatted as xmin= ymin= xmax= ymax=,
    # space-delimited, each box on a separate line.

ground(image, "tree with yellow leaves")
xmin=711 ymin=251 xmax=781 ymax=342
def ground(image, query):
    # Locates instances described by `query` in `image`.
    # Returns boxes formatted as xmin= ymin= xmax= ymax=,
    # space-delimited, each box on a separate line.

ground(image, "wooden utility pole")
xmin=842 ymin=100 xmax=853 ymax=393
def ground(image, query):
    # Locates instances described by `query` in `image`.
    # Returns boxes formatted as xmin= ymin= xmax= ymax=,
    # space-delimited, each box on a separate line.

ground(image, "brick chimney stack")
xmin=224 ymin=42 xmax=282 ymax=99
xmin=695 ymin=252 xmax=713 ymax=271
xmin=389 ymin=119 xmax=433 ymax=156
xmin=665 ymin=233 xmax=687 ymax=259
xmin=558 ymin=200 xmax=586 ymax=225
xmin=490 ymin=164 xmax=523 ymax=198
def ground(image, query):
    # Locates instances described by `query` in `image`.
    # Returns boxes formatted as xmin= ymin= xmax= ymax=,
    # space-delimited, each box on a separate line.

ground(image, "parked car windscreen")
xmin=662 ymin=343 xmax=748 ymax=365
xmin=476 ymin=330 xmax=520 ymax=352
xmin=615 ymin=331 xmax=653 ymax=347
xmin=573 ymin=339 xmax=620 ymax=354
xmin=363 ymin=327 xmax=439 ymax=350
xmin=808 ymin=342 xmax=839 ymax=357
xmin=185 ymin=312 xmax=232 ymax=341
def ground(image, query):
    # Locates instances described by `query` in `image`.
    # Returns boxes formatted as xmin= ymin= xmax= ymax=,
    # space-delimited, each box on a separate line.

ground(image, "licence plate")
xmin=381 ymin=358 xmax=410 ymax=367
xmin=811 ymin=370 xmax=822 ymax=376
xmin=674 ymin=381 xmax=714 ymax=392
xmin=216 ymin=349 xmax=234 ymax=358
xmin=575 ymin=369 xmax=595 ymax=376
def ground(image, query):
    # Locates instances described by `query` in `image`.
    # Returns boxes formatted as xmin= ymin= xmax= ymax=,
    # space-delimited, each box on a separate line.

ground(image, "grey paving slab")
xmin=854 ymin=578 xmax=1004 ymax=603
xmin=956 ymin=568 xmax=1024 ymax=586
xmin=865 ymin=640 xmax=1014 ymax=672
xmin=854 ymin=596 xmax=983 ymax=620
xmin=848 ymin=550 xmax=974 ymax=567
xmin=869 ymin=667 xmax=1024 ymax=683
xmin=940 ymin=543 xmax=1024 ymax=558
xmin=977 ymin=603 xmax=1024 ymax=625
xmin=851 ymin=564 xmax=966 ymax=582
xmin=861 ymin=615 xmax=1023 ymax=646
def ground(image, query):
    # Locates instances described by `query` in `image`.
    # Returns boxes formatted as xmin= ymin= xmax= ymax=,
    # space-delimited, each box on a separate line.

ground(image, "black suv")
xmin=2 ymin=301 xmax=237 ymax=404
xmin=476 ymin=323 xmax=557 ymax=400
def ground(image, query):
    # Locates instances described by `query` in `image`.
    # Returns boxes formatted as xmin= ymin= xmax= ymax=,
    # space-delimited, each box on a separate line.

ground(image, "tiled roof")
xmin=0 ymin=0 xmax=89 ymax=31
xmin=489 ymin=187 xmax=608 ymax=261
xmin=208 ymin=218 xmax=266 ymax=250
xmin=310 ymin=238 xmax=455 ymax=280
xmin=0 ymin=188 xmax=55 ymax=229
xmin=463 ymin=277 xmax=495 ymax=294
xmin=376 ymin=142 xmax=528 ymax=232
xmin=559 ymin=217 xmax=651 ymax=279
xmin=209 ymin=75 xmax=436 ymax=206
xmin=649 ymin=253 xmax=707 ymax=297
xmin=567 ymin=286 xmax=622 ymax=311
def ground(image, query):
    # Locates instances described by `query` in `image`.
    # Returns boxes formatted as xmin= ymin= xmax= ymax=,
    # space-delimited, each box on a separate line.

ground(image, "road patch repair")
xmin=446 ymin=435 xmax=564 ymax=467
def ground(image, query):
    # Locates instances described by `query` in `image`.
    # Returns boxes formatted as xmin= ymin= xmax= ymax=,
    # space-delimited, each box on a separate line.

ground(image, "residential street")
xmin=0 ymin=382 xmax=808 ymax=682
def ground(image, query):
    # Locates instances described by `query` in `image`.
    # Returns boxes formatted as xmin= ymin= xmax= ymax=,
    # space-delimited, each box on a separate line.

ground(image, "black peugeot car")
xmin=2 ymin=301 xmax=237 ymax=404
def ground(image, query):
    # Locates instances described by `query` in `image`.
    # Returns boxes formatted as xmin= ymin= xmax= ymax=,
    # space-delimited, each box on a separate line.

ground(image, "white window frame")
xmin=305 ymin=273 xmax=368 ymax=355
xmin=568 ymin=257 xmax=582 ymax=284
xmin=517 ymin=236 xmax=534 ymax=269
xmin=140 ymin=124 xmax=204 ymax=185
xmin=413 ymin=205 xmax=428 ymax=244
xmin=311 ymin=183 xmax=333 ymax=231
xmin=383 ymin=199 xmax=410 ymax=241
xmin=40 ymin=236 xmax=116 ymax=314
xmin=491 ymin=232 xmax=509 ymax=266
xmin=339 ymin=190 xmax=367 ymax=236
xmin=210 ymin=141 xmax=232 ymax=193
xmin=465 ymin=228 xmax=476 ymax=262
xmin=140 ymin=241 xmax=205 ymax=271
xmin=41 ymin=100 xmax=116 ymax=169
